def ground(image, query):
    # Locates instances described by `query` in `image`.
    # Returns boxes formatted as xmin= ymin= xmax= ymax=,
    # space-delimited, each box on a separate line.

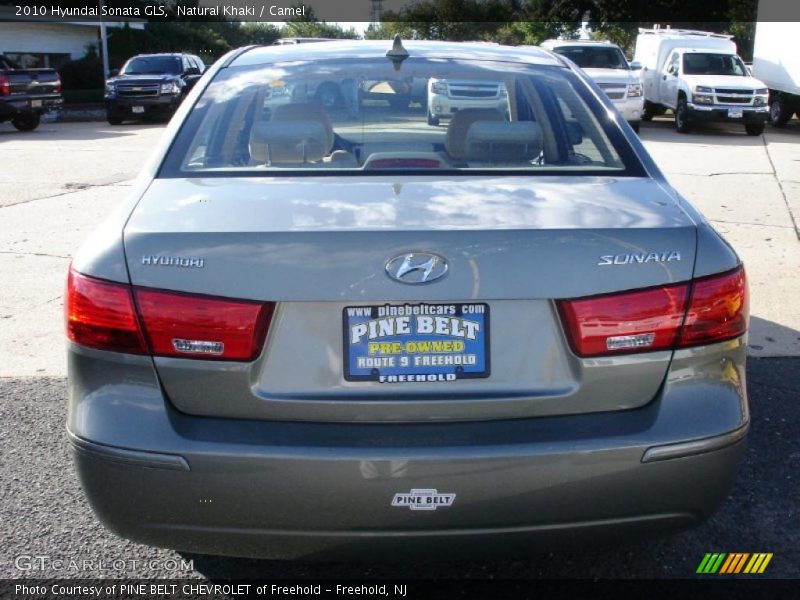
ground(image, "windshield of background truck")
xmin=122 ymin=57 xmax=182 ymax=76
xmin=682 ymin=53 xmax=748 ymax=76
xmin=553 ymin=46 xmax=629 ymax=70
xmin=162 ymin=58 xmax=629 ymax=175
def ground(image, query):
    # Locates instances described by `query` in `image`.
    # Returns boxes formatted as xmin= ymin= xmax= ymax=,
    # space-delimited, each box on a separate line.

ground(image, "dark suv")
xmin=104 ymin=53 xmax=205 ymax=124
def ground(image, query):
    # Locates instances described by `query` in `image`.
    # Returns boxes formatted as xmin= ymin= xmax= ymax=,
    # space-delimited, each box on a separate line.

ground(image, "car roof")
xmin=231 ymin=40 xmax=564 ymax=68
xmin=542 ymin=39 xmax=620 ymax=48
xmin=273 ymin=37 xmax=333 ymax=44
xmin=130 ymin=53 xmax=186 ymax=58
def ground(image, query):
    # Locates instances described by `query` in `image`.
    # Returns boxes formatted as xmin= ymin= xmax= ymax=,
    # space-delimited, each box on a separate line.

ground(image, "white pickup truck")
xmin=541 ymin=39 xmax=644 ymax=132
xmin=633 ymin=27 xmax=769 ymax=135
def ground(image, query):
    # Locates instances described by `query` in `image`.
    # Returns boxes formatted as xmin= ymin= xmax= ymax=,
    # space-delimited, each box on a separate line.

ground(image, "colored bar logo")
xmin=697 ymin=553 xmax=773 ymax=574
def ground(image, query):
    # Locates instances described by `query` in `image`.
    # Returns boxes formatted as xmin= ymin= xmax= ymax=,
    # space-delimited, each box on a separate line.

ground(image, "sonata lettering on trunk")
xmin=141 ymin=255 xmax=204 ymax=268
xmin=598 ymin=251 xmax=681 ymax=266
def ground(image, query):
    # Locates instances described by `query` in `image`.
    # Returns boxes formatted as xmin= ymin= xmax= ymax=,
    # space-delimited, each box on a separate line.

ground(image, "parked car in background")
xmin=426 ymin=78 xmax=509 ymax=125
xmin=0 ymin=54 xmax=62 ymax=131
xmin=540 ymin=40 xmax=644 ymax=132
xmin=104 ymin=53 xmax=205 ymax=125
xmin=634 ymin=27 xmax=769 ymax=135
xmin=67 ymin=40 xmax=750 ymax=560
xmin=752 ymin=21 xmax=800 ymax=128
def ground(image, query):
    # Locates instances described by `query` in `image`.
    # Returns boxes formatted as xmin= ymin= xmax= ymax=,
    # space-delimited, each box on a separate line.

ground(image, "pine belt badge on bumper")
xmin=344 ymin=303 xmax=489 ymax=383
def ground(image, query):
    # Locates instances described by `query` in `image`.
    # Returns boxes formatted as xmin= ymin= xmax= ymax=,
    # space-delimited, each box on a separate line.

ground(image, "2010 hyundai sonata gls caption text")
xmin=66 ymin=40 xmax=749 ymax=559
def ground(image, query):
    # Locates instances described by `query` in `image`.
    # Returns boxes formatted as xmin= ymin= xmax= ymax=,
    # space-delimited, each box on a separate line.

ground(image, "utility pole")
xmin=371 ymin=0 xmax=384 ymax=26
xmin=99 ymin=0 xmax=110 ymax=79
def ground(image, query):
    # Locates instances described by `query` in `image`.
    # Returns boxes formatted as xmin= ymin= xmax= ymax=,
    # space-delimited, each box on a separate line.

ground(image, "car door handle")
xmin=662 ymin=75 xmax=667 ymax=80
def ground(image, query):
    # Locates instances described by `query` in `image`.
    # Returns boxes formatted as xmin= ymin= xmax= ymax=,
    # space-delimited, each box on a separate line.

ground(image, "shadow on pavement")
xmin=639 ymin=117 xmax=769 ymax=146
xmin=748 ymin=316 xmax=800 ymax=356
xmin=0 ymin=121 xmax=166 ymax=141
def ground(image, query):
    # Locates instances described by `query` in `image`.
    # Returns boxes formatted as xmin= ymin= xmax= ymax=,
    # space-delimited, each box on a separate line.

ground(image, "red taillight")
xmin=65 ymin=268 xmax=274 ymax=361
xmin=135 ymin=289 xmax=274 ymax=361
xmin=558 ymin=267 xmax=748 ymax=357
xmin=66 ymin=269 xmax=147 ymax=354
xmin=54 ymin=73 xmax=62 ymax=94
xmin=558 ymin=283 xmax=689 ymax=357
xmin=0 ymin=74 xmax=9 ymax=96
xmin=679 ymin=267 xmax=748 ymax=347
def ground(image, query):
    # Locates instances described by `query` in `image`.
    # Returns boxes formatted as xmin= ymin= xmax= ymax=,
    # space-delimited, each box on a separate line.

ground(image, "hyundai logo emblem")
xmin=386 ymin=253 xmax=448 ymax=284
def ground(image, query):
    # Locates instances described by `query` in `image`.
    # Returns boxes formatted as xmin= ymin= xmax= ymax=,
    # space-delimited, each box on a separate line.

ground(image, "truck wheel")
xmin=630 ymin=122 xmax=641 ymax=134
xmin=641 ymin=101 xmax=656 ymax=122
xmin=107 ymin=111 xmax=123 ymax=125
xmin=11 ymin=112 xmax=40 ymax=132
xmin=769 ymin=96 xmax=791 ymax=128
xmin=427 ymin=111 xmax=439 ymax=126
xmin=745 ymin=123 xmax=765 ymax=136
xmin=674 ymin=97 xmax=691 ymax=133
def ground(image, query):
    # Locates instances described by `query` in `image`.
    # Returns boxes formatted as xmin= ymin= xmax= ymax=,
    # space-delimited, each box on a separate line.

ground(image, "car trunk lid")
xmin=123 ymin=175 xmax=696 ymax=422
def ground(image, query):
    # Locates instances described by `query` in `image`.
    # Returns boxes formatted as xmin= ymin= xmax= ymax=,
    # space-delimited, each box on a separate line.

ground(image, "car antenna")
xmin=386 ymin=34 xmax=409 ymax=71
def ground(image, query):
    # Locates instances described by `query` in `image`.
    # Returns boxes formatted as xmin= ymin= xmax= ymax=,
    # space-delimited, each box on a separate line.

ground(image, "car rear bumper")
xmin=686 ymin=103 xmax=769 ymax=123
xmin=67 ymin=338 xmax=749 ymax=559
xmin=0 ymin=95 xmax=62 ymax=118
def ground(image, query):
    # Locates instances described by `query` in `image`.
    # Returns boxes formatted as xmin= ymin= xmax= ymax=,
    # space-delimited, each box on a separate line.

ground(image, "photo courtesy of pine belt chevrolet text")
xmin=65 ymin=39 xmax=750 ymax=559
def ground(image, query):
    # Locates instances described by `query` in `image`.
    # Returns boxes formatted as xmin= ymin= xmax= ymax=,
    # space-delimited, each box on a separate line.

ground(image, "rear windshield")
xmin=122 ymin=56 xmax=182 ymax=75
xmin=161 ymin=57 xmax=632 ymax=175
xmin=683 ymin=53 xmax=747 ymax=76
xmin=552 ymin=46 xmax=629 ymax=70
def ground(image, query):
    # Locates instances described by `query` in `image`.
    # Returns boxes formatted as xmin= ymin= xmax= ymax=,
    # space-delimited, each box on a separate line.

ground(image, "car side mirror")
xmin=109 ymin=68 xmax=119 ymax=77
xmin=629 ymin=61 xmax=642 ymax=71
xmin=184 ymin=67 xmax=201 ymax=77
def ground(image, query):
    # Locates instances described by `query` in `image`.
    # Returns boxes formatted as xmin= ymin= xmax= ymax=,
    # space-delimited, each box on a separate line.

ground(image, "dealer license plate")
xmin=132 ymin=106 xmax=145 ymax=114
xmin=344 ymin=303 xmax=490 ymax=383
xmin=728 ymin=108 xmax=743 ymax=119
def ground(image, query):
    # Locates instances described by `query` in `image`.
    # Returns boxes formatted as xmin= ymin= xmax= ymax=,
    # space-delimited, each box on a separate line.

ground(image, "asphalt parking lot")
xmin=1 ymin=117 xmax=799 ymax=580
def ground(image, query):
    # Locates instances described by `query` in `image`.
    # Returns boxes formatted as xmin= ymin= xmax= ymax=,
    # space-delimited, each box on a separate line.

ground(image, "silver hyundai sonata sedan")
xmin=66 ymin=40 xmax=749 ymax=559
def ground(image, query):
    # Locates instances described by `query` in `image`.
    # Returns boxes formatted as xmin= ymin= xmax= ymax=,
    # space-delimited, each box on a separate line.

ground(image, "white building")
xmin=0 ymin=17 xmax=143 ymax=68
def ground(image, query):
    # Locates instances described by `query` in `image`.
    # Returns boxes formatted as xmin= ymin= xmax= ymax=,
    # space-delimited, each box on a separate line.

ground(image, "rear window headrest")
xmin=464 ymin=121 xmax=542 ymax=163
xmin=445 ymin=108 xmax=506 ymax=160
xmin=250 ymin=120 xmax=330 ymax=164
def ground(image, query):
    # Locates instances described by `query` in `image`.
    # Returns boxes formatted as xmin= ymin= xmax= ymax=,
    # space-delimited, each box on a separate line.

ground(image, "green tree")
xmin=365 ymin=0 xmax=758 ymax=49
xmin=281 ymin=21 xmax=361 ymax=39
xmin=279 ymin=3 xmax=361 ymax=39
xmin=239 ymin=22 xmax=282 ymax=46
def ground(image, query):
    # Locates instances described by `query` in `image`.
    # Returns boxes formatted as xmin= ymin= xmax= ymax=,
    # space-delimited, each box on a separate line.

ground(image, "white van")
xmin=752 ymin=22 xmax=800 ymax=127
xmin=633 ymin=27 xmax=769 ymax=135
xmin=541 ymin=39 xmax=644 ymax=132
